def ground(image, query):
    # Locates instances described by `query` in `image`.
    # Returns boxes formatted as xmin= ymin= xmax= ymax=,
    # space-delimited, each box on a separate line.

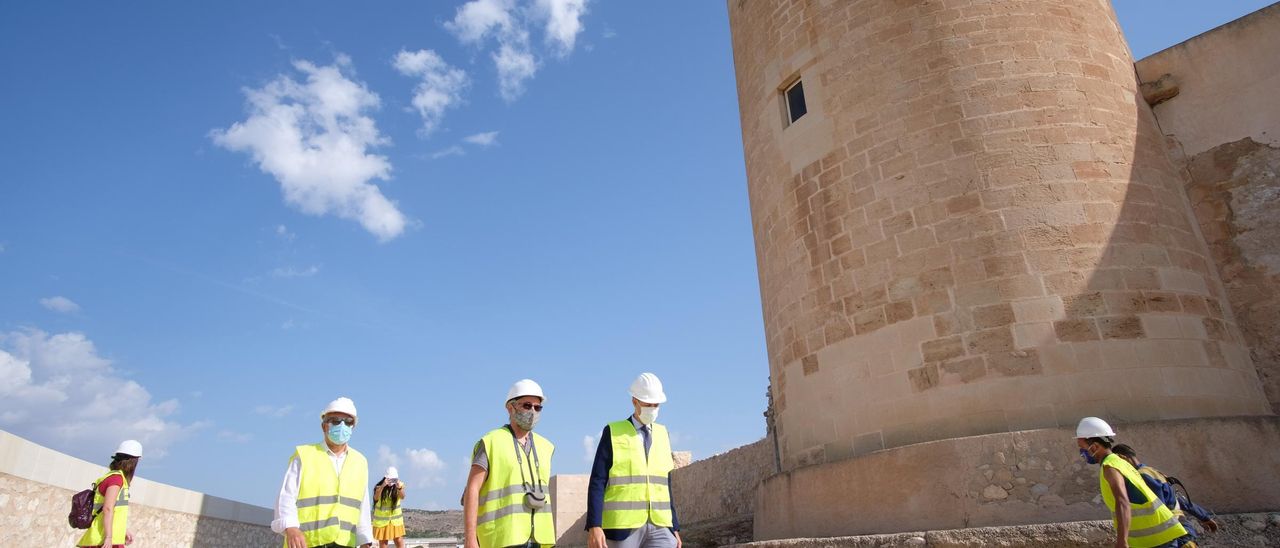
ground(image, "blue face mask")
xmin=1080 ymin=447 xmax=1098 ymax=465
xmin=327 ymin=422 xmax=353 ymax=445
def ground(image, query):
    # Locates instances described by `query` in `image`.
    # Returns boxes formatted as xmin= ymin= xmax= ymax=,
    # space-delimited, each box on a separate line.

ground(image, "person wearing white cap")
xmin=462 ymin=379 xmax=556 ymax=548
xmin=1075 ymin=417 xmax=1191 ymax=548
xmin=586 ymin=373 xmax=681 ymax=548
xmin=272 ymin=397 xmax=373 ymax=548
xmin=76 ymin=440 xmax=142 ymax=548
xmin=373 ymin=466 xmax=406 ymax=548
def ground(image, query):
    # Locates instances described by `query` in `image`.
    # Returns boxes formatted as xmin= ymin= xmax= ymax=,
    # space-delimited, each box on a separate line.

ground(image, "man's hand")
xmin=588 ymin=526 xmax=607 ymax=548
xmin=1202 ymin=518 xmax=1219 ymax=533
xmin=284 ymin=527 xmax=307 ymax=548
xmin=674 ymin=530 xmax=683 ymax=548
xmin=465 ymin=537 xmax=481 ymax=548
xmin=125 ymin=531 xmax=134 ymax=545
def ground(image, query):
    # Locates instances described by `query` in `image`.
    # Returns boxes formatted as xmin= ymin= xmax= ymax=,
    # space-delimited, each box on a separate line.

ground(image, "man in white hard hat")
xmin=586 ymin=373 xmax=681 ymax=548
xmin=462 ymin=379 xmax=556 ymax=548
xmin=1075 ymin=417 xmax=1190 ymax=548
xmin=273 ymin=397 xmax=373 ymax=548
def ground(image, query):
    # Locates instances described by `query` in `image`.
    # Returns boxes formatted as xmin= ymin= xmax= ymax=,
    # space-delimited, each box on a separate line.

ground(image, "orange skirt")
xmin=374 ymin=522 xmax=406 ymax=541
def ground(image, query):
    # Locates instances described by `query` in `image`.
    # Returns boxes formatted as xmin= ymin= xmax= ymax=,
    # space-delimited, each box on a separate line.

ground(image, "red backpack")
xmin=68 ymin=482 xmax=99 ymax=529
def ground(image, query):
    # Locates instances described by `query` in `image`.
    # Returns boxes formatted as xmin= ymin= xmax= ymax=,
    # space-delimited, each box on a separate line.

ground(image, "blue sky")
xmin=0 ymin=1 xmax=1273 ymax=511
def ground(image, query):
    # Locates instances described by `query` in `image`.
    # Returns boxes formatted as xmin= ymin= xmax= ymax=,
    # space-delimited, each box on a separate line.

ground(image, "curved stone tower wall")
xmin=729 ymin=0 xmax=1271 ymax=471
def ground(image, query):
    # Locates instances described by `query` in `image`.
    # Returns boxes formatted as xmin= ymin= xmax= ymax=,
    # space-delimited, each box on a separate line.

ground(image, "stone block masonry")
xmin=728 ymin=0 xmax=1271 ymax=474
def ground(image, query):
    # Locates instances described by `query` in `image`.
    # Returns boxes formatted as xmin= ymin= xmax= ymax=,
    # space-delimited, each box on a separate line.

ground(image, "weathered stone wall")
xmin=0 ymin=472 xmax=277 ymax=547
xmin=0 ymin=430 xmax=274 ymax=547
xmin=752 ymin=416 xmax=1280 ymax=539
xmin=670 ymin=437 xmax=776 ymax=546
xmin=728 ymin=0 xmax=1268 ymax=473
xmin=1134 ymin=3 xmax=1280 ymax=414
xmin=1134 ymin=3 xmax=1280 ymax=157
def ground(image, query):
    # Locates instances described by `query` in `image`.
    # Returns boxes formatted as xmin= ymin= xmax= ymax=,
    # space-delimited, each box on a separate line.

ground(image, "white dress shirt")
xmin=272 ymin=445 xmax=374 ymax=546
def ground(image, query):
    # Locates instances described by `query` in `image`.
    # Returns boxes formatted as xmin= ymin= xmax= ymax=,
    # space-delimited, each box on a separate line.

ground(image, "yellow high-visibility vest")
xmin=372 ymin=493 xmax=403 ymax=528
xmin=77 ymin=470 xmax=129 ymax=547
xmin=475 ymin=427 xmax=555 ymax=548
xmin=602 ymin=419 xmax=673 ymax=529
xmin=1100 ymin=454 xmax=1188 ymax=548
xmin=289 ymin=443 xmax=368 ymax=548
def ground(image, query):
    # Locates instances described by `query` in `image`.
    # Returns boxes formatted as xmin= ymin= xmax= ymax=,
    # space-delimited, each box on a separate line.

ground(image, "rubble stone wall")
xmin=0 ymin=430 xmax=274 ymax=547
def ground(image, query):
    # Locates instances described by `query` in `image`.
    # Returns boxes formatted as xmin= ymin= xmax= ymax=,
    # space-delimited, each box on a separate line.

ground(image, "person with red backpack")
xmin=77 ymin=440 xmax=142 ymax=548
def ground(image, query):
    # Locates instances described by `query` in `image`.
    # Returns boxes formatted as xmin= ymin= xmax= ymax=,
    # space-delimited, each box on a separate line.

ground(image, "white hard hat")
xmin=506 ymin=379 xmax=545 ymax=404
xmin=321 ymin=397 xmax=358 ymax=421
xmin=629 ymin=372 xmax=667 ymax=404
xmin=1076 ymin=416 xmax=1116 ymax=438
xmin=385 ymin=466 xmax=399 ymax=479
xmin=114 ymin=440 xmax=143 ymax=458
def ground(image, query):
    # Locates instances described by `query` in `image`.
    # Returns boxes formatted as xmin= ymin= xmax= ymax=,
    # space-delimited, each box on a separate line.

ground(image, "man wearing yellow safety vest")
xmin=1076 ymin=417 xmax=1193 ymax=548
xmin=273 ymin=397 xmax=374 ymax=548
xmin=586 ymin=373 xmax=681 ymax=548
xmin=463 ymin=379 xmax=556 ymax=548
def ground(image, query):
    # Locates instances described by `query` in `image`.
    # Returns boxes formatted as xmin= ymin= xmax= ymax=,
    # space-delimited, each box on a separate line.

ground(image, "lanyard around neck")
xmin=507 ymin=426 xmax=542 ymax=492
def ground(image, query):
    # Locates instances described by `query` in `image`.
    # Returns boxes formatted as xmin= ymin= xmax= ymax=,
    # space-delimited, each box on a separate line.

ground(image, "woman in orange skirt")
xmin=373 ymin=466 xmax=407 ymax=548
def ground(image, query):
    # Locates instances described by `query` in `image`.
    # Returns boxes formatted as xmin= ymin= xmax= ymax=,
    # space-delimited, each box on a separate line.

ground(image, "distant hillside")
xmin=403 ymin=508 xmax=463 ymax=537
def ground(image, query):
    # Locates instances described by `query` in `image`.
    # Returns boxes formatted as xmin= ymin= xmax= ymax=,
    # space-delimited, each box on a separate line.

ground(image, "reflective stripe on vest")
xmin=603 ymin=419 xmax=674 ymax=529
xmin=474 ymin=427 xmax=555 ymax=548
xmin=1099 ymin=454 xmax=1188 ymax=548
xmin=288 ymin=443 xmax=368 ymax=548
xmin=77 ymin=470 xmax=129 ymax=547
xmin=373 ymin=497 xmax=404 ymax=528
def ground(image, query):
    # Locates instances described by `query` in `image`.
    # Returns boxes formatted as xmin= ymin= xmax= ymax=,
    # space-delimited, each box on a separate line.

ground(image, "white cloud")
xmin=211 ymin=58 xmax=408 ymax=242
xmin=492 ymin=40 xmax=538 ymax=102
xmin=582 ymin=434 xmax=597 ymax=464
xmin=217 ymin=430 xmax=252 ymax=443
xmin=445 ymin=0 xmax=541 ymax=103
xmin=464 ymin=131 xmax=500 ymax=147
xmin=39 ymin=296 xmax=80 ymax=314
xmin=270 ymin=265 xmax=320 ymax=278
xmin=378 ymin=444 xmax=447 ymax=488
xmin=534 ymin=0 xmax=589 ymax=56
xmin=254 ymin=404 xmax=294 ymax=418
xmin=0 ymin=329 xmax=203 ymax=458
xmin=602 ymin=25 xmax=616 ymax=39
xmin=275 ymin=224 xmax=296 ymax=242
xmin=431 ymin=146 xmax=466 ymax=160
xmin=445 ymin=0 xmax=517 ymax=43
xmin=393 ymin=50 xmax=469 ymax=135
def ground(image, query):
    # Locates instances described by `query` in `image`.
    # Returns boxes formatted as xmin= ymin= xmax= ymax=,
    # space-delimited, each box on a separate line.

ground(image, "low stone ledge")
xmin=754 ymin=417 xmax=1280 ymax=539
xmin=731 ymin=512 xmax=1280 ymax=548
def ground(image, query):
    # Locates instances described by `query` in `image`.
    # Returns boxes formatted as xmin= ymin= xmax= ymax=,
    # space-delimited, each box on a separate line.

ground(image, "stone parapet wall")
xmin=753 ymin=416 xmax=1280 ymax=539
xmin=670 ymin=437 xmax=776 ymax=547
xmin=671 ymin=437 xmax=774 ymax=526
xmin=0 ymin=429 xmax=274 ymax=547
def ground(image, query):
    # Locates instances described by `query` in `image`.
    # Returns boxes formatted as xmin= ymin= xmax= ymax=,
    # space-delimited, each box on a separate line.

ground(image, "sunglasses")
xmin=514 ymin=402 xmax=543 ymax=412
xmin=325 ymin=417 xmax=355 ymax=426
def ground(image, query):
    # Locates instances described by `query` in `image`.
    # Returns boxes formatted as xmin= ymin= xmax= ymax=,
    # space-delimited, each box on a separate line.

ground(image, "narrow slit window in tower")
xmin=785 ymin=80 xmax=807 ymax=125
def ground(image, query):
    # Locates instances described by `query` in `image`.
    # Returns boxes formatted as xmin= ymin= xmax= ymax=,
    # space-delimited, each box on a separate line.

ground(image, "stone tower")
xmin=728 ymin=0 xmax=1278 ymax=538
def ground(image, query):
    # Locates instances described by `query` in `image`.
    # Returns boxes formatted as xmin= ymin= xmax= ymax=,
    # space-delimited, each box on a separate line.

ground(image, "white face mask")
xmin=637 ymin=406 xmax=659 ymax=426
